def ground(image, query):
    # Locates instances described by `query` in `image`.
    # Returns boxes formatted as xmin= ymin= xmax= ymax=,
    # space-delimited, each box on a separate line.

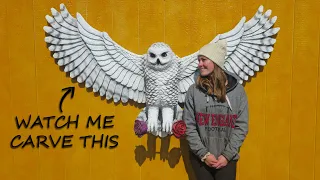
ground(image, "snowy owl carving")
xmin=44 ymin=4 xmax=280 ymax=137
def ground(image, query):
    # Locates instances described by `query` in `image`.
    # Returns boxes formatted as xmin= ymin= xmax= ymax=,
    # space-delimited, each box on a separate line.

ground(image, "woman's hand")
xmin=213 ymin=155 xmax=228 ymax=169
xmin=204 ymin=154 xmax=218 ymax=167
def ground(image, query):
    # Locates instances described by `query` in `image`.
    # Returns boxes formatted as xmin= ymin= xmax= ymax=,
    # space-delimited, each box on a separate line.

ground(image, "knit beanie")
xmin=198 ymin=39 xmax=227 ymax=69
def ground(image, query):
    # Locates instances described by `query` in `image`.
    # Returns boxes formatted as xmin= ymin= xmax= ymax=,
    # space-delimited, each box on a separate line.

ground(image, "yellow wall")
xmin=0 ymin=0 xmax=319 ymax=180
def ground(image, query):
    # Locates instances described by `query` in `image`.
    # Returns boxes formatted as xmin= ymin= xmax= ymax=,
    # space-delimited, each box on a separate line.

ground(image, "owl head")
xmin=146 ymin=42 xmax=176 ymax=71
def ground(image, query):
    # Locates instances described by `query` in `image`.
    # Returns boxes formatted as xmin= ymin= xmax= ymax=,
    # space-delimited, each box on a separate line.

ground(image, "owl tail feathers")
xmin=134 ymin=105 xmax=183 ymax=138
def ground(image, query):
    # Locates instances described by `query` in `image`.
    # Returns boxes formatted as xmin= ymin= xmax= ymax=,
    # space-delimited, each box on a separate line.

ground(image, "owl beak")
xmin=156 ymin=59 xmax=161 ymax=65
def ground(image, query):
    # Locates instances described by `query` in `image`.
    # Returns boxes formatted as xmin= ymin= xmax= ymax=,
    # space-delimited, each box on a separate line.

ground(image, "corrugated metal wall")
xmin=0 ymin=0 xmax=319 ymax=180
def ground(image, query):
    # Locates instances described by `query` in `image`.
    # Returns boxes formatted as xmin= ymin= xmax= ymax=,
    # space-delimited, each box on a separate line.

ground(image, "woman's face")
xmin=198 ymin=55 xmax=215 ymax=76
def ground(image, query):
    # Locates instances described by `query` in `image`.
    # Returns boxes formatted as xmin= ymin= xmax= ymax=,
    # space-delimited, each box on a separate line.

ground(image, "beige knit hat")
xmin=198 ymin=39 xmax=227 ymax=69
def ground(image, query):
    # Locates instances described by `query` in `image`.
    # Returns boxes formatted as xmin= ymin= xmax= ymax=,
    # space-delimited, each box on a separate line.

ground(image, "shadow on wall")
xmin=134 ymin=134 xmax=196 ymax=180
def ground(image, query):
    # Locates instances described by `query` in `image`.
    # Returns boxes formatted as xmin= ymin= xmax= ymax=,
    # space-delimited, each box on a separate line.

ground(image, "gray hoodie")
xmin=183 ymin=70 xmax=249 ymax=161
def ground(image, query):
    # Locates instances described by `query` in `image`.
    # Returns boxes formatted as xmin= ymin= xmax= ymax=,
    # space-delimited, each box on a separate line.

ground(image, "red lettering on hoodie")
xmin=217 ymin=114 xmax=223 ymax=126
xmin=196 ymin=113 xmax=207 ymax=126
xmin=225 ymin=114 xmax=230 ymax=127
xmin=196 ymin=112 xmax=237 ymax=128
xmin=231 ymin=114 xmax=238 ymax=128
xmin=211 ymin=114 xmax=218 ymax=126
xmin=204 ymin=114 xmax=210 ymax=125
xmin=198 ymin=113 xmax=204 ymax=126
xmin=221 ymin=114 xmax=226 ymax=127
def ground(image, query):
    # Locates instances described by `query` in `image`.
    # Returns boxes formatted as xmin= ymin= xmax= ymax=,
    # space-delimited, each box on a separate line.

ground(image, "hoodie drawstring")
xmin=226 ymin=95 xmax=232 ymax=111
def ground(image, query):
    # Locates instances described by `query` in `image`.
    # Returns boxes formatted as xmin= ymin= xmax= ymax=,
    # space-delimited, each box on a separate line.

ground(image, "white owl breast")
xmin=144 ymin=61 xmax=180 ymax=107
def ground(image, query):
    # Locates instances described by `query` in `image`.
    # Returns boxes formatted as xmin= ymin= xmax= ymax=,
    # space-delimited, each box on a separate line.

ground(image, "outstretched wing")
xmin=177 ymin=53 xmax=200 ymax=103
xmin=177 ymin=5 xmax=280 ymax=103
xmin=212 ymin=5 xmax=280 ymax=84
xmin=44 ymin=4 xmax=146 ymax=104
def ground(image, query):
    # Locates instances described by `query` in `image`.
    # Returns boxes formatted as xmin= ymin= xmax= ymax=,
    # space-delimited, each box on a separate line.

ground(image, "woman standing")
xmin=183 ymin=40 xmax=249 ymax=180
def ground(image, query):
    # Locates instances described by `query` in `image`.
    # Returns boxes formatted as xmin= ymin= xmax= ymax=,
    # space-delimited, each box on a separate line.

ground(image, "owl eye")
xmin=149 ymin=53 xmax=156 ymax=58
xmin=161 ymin=52 xmax=167 ymax=57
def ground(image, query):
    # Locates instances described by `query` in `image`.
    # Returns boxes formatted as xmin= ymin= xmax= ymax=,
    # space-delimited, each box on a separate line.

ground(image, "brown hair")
xmin=196 ymin=64 xmax=227 ymax=102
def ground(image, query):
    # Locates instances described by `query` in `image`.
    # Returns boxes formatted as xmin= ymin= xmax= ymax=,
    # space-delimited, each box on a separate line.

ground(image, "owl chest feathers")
xmin=144 ymin=62 xmax=180 ymax=107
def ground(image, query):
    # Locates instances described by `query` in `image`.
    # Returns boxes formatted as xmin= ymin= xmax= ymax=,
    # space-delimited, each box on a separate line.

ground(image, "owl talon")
xmin=162 ymin=121 xmax=173 ymax=133
xmin=148 ymin=118 xmax=158 ymax=132
xmin=162 ymin=107 xmax=174 ymax=133
xmin=147 ymin=106 xmax=159 ymax=132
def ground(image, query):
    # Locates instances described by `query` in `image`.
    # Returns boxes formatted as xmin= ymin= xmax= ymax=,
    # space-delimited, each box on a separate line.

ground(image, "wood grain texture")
xmin=1 ymin=0 xmax=319 ymax=180
xmin=6 ymin=0 xmax=40 ymax=179
xmin=290 ymin=0 xmax=319 ymax=179
xmin=316 ymin=2 xmax=320 ymax=179
xmin=238 ymin=1 xmax=267 ymax=180
xmin=263 ymin=0 xmax=294 ymax=179
xmin=0 ymin=1 xmax=14 ymax=180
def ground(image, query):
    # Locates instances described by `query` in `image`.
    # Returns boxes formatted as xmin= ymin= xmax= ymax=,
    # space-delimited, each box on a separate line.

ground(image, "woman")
xmin=183 ymin=40 xmax=249 ymax=180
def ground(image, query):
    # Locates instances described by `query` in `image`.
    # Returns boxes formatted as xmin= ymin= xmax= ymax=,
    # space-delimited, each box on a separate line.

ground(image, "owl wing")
xmin=178 ymin=5 xmax=280 ymax=103
xmin=176 ymin=53 xmax=200 ymax=103
xmin=210 ymin=5 xmax=280 ymax=84
xmin=44 ymin=4 xmax=146 ymax=104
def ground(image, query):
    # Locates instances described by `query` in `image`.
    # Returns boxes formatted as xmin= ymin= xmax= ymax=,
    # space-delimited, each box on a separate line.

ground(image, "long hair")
xmin=196 ymin=64 xmax=227 ymax=102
